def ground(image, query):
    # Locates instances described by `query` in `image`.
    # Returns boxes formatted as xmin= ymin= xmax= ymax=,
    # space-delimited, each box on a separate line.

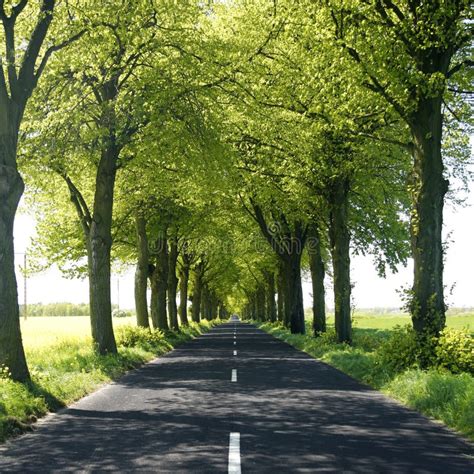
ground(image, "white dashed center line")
xmin=233 ymin=350 xmax=237 ymax=356
xmin=231 ymin=369 xmax=237 ymax=382
xmin=228 ymin=432 xmax=241 ymax=474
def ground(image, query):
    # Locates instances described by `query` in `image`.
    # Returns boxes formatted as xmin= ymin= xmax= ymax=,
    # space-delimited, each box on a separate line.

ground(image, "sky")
xmin=13 ymin=184 xmax=474 ymax=311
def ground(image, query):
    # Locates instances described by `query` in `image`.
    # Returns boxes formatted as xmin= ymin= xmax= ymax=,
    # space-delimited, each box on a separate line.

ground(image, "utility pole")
xmin=117 ymin=278 xmax=120 ymax=311
xmin=23 ymin=253 xmax=27 ymax=321
xmin=14 ymin=251 xmax=28 ymax=320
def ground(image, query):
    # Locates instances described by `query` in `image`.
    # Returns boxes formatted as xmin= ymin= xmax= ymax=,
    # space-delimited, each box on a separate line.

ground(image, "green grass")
xmin=0 ymin=318 xmax=220 ymax=442
xmin=304 ymin=311 xmax=474 ymax=333
xmin=352 ymin=312 xmax=474 ymax=332
xmin=256 ymin=321 xmax=474 ymax=441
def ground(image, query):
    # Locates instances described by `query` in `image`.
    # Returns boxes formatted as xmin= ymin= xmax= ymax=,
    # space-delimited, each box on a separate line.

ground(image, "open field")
xmin=304 ymin=310 xmax=474 ymax=333
xmin=352 ymin=312 xmax=474 ymax=332
xmin=20 ymin=312 xmax=474 ymax=350
xmin=20 ymin=316 xmax=135 ymax=350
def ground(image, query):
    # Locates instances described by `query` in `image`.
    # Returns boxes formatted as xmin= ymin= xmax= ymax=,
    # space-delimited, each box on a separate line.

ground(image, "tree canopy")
xmin=0 ymin=0 xmax=472 ymax=380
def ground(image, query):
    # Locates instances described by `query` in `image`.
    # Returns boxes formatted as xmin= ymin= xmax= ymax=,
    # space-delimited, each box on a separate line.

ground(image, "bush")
xmin=112 ymin=309 xmax=132 ymax=318
xmin=115 ymin=325 xmax=169 ymax=351
xmin=376 ymin=325 xmax=419 ymax=373
xmin=435 ymin=328 xmax=474 ymax=375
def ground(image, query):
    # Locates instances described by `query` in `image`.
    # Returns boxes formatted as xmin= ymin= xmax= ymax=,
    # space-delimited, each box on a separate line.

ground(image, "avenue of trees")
xmin=0 ymin=0 xmax=472 ymax=380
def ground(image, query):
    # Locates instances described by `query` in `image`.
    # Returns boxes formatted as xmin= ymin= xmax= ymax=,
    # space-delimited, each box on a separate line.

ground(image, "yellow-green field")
xmin=20 ymin=312 xmax=474 ymax=352
xmin=20 ymin=316 xmax=135 ymax=350
xmin=352 ymin=312 xmax=474 ymax=332
xmin=304 ymin=311 xmax=474 ymax=333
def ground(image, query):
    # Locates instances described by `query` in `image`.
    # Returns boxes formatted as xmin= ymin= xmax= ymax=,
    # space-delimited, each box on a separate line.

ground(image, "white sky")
xmin=13 ymin=185 xmax=474 ymax=311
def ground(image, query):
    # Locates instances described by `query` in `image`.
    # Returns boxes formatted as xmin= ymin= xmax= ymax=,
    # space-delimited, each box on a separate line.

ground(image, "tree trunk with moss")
xmin=329 ymin=178 xmax=351 ymax=343
xmin=178 ymin=261 xmax=190 ymax=326
xmin=308 ymin=225 xmax=326 ymax=335
xmin=409 ymin=98 xmax=448 ymax=345
xmin=0 ymin=138 xmax=29 ymax=381
xmin=264 ymin=271 xmax=277 ymax=322
xmin=276 ymin=261 xmax=285 ymax=323
xmin=167 ymin=235 xmax=179 ymax=331
xmin=134 ymin=215 xmax=150 ymax=328
xmin=191 ymin=262 xmax=204 ymax=323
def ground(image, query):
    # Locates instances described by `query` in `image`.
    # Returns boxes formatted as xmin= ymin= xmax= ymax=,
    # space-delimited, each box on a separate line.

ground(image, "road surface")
xmin=0 ymin=322 xmax=472 ymax=473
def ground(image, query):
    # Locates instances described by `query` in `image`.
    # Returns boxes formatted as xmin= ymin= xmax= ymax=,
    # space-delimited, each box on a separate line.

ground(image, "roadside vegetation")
xmin=0 ymin=319 xmax=219 ymax=442
xmin=256 ymin=320 xmax=474 ymax=441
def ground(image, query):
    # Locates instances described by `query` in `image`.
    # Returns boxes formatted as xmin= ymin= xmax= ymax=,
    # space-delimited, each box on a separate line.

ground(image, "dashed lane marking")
xmin=228 ymin=432 xmax=241 ymax=474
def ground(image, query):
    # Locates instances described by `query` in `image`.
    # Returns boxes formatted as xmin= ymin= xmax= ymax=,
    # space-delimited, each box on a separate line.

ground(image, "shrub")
xmin=375 ymin=325 xmax=420 ymax=373
xmin=112 ymin=309 xmax=132 ymax=318
xmin=352 ymin=329 xmax=390 ymax=352
xmin=435 ymin=328 xmax=474 ymax=375
xmin=115 ymin=325 xmax=168 ymax=351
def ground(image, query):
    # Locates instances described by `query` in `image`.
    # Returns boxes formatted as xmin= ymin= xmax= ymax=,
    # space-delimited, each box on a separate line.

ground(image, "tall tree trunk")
xmin=200 ymin=285 xmax=208 ymax=320
xmin=167 ymin=235 xmax=179 ymax=331
xmin=329 ymin=178 xmax=351 ymax=343
xmin=155 ymin=231 xmax=169 ymax=331
xmin=308 ymin=225 xmax=326 ymax=335
xmin=87 ymin=146 xmax=118 ymax=354
xmin=0 ymin=142 xmax=30 ymax=380
xmin=178 ymin=263 xmax=190 ymax=326
xmin=246 ymin=293 xmax=255 ymax=319
xmin=134 ymin=215 xmax=149 ymax=328
xmin=409 ymin=98 xmax=447 ymax=344
xmin=211 ymin=293 xmax=219 ymax=320
xmin=191 ymin=262 xmax=203 ymax=323
xmin=283 ymin=252 xmax=305 ymax=334
xmin=149 ymin=264 xmax=159 ymax=329
xmin=218 ymin=302 xmax=226 ymax=319
xmin=256 ymin=284 xmax=266 ymax=321
xmin=264 ymin=271 xmax=277 ymax=322
xmin=276 ymin=262 xmax=285 ymax=323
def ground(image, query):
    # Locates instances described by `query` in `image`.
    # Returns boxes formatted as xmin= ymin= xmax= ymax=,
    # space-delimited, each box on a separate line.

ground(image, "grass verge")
xmin=255 ymin=321 xmax=474 ymax=441
xmin=0 ymin=320 xmax=219 ymax=442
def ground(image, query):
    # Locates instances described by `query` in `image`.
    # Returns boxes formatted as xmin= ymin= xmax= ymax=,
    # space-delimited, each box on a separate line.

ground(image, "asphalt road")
xmin=0 ymin=322 xmax=473 ymax=473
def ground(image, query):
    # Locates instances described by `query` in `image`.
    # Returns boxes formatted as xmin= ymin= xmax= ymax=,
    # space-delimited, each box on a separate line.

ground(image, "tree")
xmin=324 ymin=0 xmax=473 ymax=347
xmin=0 ymin=0 xmax=83 ymax=381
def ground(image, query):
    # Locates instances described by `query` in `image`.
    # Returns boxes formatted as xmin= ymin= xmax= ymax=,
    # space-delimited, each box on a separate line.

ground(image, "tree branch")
xmin=250 ymin=199 xmax=286 ymax=257
xmin=352 ymin=131 xmax=413 ymax=151
xmin=11 ymin=0 xmax=28 ymax=19
xmin=17 ymin=0 xmax=54 ymax=101
xmin=0 ymin=57 xmax=9 ymax=102
xmin=61 ymin=174 xmax=92 ymax=235
xmin=34 ymin=28 xmax=86 ymax=84
xmin=3 ymin=21 xmax=18 ymax=94
xmin=447 ymin=59 xmax=474 ymax=79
